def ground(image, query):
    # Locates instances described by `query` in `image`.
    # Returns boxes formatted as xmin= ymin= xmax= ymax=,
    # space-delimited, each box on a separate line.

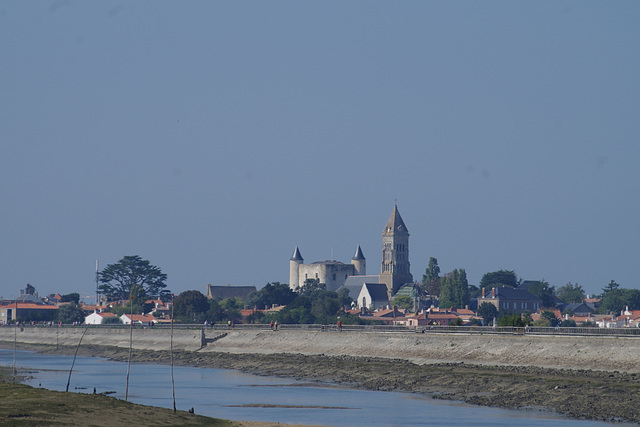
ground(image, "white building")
xmin=84 ymin=312 xmax=117 ymax=325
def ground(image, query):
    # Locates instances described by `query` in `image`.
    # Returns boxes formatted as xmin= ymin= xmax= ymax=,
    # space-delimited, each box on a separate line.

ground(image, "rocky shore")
xmin=11 ymin=341 xmax=640 ymax=424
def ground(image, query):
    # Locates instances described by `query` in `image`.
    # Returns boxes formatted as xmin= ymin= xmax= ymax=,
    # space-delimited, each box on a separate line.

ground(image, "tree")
xmin=467 ymin=284 xmax=482 ymax=299
xmin=599 ymin=288 xmax=640 ymax=314
xmin=245 ymin=282 xmax=296 ymax=310
xmin=60 ymin=293 xmax=80 ymax=304
xmin=311 ymin=292 xmax=340 ymax=324
xmin=421 ymin=257 xmax=441 ymax=295
xmin=556 ymin=283 xmax=586 ymax=304
xmin=173 ymin=290 xmax=210 ymax=320
xmin=299 ymin=278 xmax=325 ymax=296
xmin=98 ymin=256 xmax=170 ymax=301
xmin=525 ymin=280 xmax=556 ymax=308
xmin=392 ymin=295 xmax=414 ymax=311
xmin=103 ymin=316 xmax=123 ymax=324
xmin=439 ymin=268 xmax=469 ymax=309
xmin=541 ymin=310 xmax=559 ymax=327
xmin=220 ymin=297 xmax=243 ymax=322
xmin=477 ymin=302 xmax=498 ymax=325
xmin=480 ymin=270 xmax=518 ymax=289
xmin=603 ymin=280 xmax=620 ymax=294
xmin=498 ymin=314 xmax=527 ymax=327
xmin=56 ymin=303 xmax=86 ymax=324
xmin=337 ymin=287 xmax=353 ymax=308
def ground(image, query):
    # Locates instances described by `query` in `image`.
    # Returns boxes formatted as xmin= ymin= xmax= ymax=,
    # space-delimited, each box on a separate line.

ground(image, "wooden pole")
xmin=170 ymin=294 xmax=176 ymax=413
xmin=125 ymin=296 xmax=134 ymax=400
xmin=66 ymin=323 xmax=90 ymax=392
xmin=12 ymin=302 xmax=17 ymax=384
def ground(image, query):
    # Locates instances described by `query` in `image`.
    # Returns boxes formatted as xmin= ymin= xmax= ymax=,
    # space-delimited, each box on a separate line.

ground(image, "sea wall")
xmin=0 ymin=326 xmax=203 ymax=351
xmin=203 ymin=329 xmax=640 ymax=372
xmin=1 ymin=327 xmax=639 ymax=372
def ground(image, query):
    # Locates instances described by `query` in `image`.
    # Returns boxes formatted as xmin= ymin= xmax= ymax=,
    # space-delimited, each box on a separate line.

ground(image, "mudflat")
xmin=14 ymin=341 xmax=640 ymax=424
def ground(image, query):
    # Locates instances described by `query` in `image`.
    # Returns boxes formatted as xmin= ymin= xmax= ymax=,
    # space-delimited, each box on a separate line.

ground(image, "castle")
xmin=289 ymin=205 xmax=413 ymax=296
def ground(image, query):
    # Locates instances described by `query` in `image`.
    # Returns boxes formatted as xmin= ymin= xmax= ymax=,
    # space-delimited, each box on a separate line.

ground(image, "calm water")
xmin=0 ymin=349 xmax=621 ymax=427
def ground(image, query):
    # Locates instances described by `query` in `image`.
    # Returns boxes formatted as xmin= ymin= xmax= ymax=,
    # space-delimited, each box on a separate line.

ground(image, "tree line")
xmin=421 ymin=256 xmax=637 ymax=316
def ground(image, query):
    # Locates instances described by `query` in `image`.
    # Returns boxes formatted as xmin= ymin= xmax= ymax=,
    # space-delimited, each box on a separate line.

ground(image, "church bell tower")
xmin=380 ymin=205 xmax=413 ymax=295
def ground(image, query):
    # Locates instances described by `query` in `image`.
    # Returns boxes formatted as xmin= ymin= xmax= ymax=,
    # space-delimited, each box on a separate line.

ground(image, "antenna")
xmin=331 ymin=248 xmax=333 ymax=261
xmin=95 ymin=260 xmax=99 ymax=306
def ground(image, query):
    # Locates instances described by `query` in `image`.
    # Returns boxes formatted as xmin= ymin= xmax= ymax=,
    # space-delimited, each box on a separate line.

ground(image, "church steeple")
xmin=380 ymin=205 xmax=413 ymax=295
xmin=382 ymin=205 xmax=409 ymax=236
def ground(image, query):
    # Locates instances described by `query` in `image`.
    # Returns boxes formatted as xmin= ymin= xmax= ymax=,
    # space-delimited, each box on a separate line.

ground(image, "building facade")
xmin=477 ymin=286 xmax=542 ymax=313
xmin=289 ymin=245 xmax=365 ymax=292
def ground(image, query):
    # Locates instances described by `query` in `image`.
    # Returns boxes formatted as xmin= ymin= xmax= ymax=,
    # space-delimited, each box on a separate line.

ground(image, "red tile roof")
xmin=2 ymin=303 xmax=58 ymax=310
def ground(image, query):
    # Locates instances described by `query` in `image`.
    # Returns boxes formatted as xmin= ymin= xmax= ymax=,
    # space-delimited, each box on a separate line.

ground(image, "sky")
xmin=1 ymin=1 xmax=639 ymax=301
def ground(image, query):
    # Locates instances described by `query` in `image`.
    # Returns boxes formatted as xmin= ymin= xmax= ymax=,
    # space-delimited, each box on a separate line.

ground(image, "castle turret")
xmin=351 ymin=244 xmax=366 ymax=276
xmin=289 ymin=246 xmax=303 ymax=291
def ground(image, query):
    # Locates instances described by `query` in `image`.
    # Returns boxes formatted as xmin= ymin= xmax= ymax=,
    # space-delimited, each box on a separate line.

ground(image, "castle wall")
xmin=298 ymin=263 xmax=355 ymax=292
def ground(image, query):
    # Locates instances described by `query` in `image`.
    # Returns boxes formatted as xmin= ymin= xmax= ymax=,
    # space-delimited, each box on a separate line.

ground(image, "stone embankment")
xmin=2 ymin=326 xmax=639 ymax=372
xmin=0 ymin=326 xmax=203 ymax=351
xmin=205 ymin=329 xmax=640 ymax=371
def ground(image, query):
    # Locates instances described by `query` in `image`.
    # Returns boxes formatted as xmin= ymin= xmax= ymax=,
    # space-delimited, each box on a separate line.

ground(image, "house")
xmin=450 ymin=307 xmax=476 ymax=323
xmin=404 ymin=313 xmax=429 ymax=328
xmin=568 ymin=314 xmax=596 ymax=326
xmin=360 ymin=306 xmax=405 ymax=324
xmin=584 ymin=297 xmax=601 ymax=311
xmin=206 ymin=285 xmax=257 ymax=301
xmin=559 ymin=302 xmax=594 ymax=316
xmin=85 ymin=312 xmax=117 ymax=325
xmin=145 ymin=299 xmax=172 ymax=318
xmin=0 ymin=302 xmax=58 ymax=323
xmin=357 ymin=283 xmax=390 ymax=310
xmin=477 ymin=286 xmax=541 ymax=313
xmin=338 ymin=275 xmax=383 ymax=301
xmin=120 ymin=313 xmax=158 ymax=325
xmin=425 ymin=312 xmax=459 ymax=326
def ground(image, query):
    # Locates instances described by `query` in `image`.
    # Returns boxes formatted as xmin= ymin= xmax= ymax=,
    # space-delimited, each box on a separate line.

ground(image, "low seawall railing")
xmin=3 ymin=323 xmax=640 ymax=338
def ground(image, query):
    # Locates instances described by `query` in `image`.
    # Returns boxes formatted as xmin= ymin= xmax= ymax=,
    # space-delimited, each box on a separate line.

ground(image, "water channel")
xmin=0 ymin=349 xmax=621 ymax=426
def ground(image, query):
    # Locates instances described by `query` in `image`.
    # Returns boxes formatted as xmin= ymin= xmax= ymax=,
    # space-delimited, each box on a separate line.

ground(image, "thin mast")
xmin=95 ymin=260 xmax=99 ymax=306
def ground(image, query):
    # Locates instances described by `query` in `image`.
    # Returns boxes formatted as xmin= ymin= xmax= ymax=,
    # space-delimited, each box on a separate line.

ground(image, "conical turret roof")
xmin=382 ymin=205 xmax=409 ymax=235
xmin=290 ymin=246 xmax=303 ymax=261
xmin=352 ymin=244 xmax=365 ymax=260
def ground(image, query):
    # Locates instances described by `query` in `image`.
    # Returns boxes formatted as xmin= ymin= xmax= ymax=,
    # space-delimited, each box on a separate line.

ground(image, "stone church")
xmin=289 ymin=205 xmax=413 ymax=297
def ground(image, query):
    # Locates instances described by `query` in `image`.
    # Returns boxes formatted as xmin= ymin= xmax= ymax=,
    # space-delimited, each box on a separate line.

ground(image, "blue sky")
xmin=1 ymin=1 xmax=639 ymax=301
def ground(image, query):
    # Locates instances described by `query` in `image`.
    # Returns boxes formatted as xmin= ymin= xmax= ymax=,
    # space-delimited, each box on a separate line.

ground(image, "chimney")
xmin=481 ymin=287 xmax=485 ymax=298
xmin=491 ymin=287 xmax=496 ymax=298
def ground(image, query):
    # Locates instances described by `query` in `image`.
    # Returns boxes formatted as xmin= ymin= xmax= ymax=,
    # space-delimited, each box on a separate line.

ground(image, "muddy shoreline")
xmin=4 ymin=341 xmax=639 ymax=424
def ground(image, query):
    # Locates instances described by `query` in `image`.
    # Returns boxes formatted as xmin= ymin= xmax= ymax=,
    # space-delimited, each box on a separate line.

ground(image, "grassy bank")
xmin=0 ymin=370 xmax=228 ymax=426
xmin=0 ymin=365 xmax=308 ymax=427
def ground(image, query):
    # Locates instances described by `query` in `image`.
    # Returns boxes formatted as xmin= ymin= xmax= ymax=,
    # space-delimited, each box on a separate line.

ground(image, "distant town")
xmin=1 ymin=206 xmax=638 ymax=329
